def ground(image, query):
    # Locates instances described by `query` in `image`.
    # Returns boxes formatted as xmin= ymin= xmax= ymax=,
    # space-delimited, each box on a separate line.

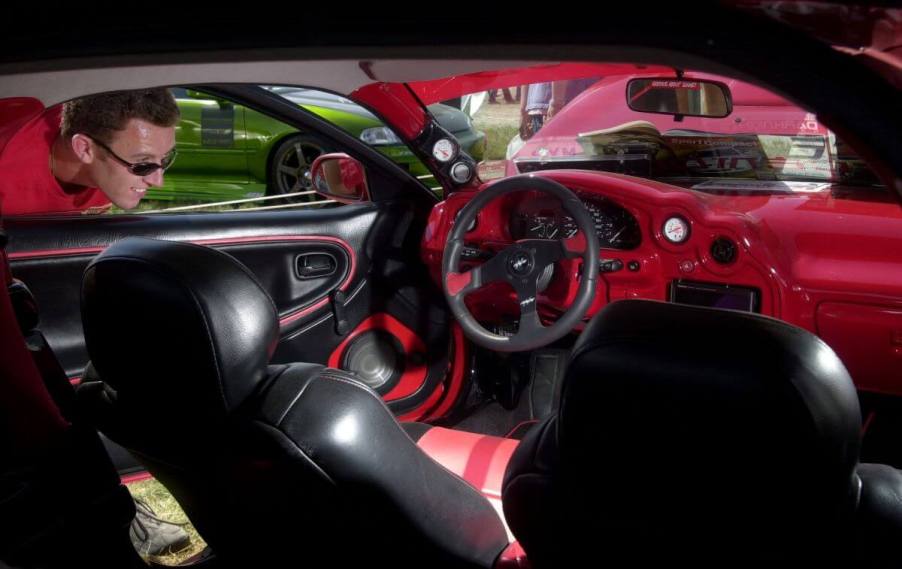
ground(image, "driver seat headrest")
xmin=81 ymin=238 xmax=279 ymax=440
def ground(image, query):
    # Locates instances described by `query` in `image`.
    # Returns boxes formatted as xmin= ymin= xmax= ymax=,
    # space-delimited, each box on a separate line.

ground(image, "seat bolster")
xmin=500 ymin=416 xmax=559 ymax=567
xmin=254 ymin=364 xmax=511 ymax=568
xmin=856 ymin=463 xmax=902 ymax=566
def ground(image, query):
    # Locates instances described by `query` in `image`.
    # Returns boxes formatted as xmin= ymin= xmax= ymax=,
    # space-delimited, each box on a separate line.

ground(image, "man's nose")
xmin=144 ymin=168 xmax=164 ymax=188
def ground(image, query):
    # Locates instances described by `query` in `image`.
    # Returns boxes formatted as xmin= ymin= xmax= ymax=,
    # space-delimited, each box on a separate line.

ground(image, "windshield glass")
xmin=435 ymin=64 xmax=884 ymax=195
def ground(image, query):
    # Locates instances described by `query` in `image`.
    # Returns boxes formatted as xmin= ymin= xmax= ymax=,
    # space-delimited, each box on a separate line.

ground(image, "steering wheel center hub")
xmin=508 ymin=249 xmax=535 ymax=276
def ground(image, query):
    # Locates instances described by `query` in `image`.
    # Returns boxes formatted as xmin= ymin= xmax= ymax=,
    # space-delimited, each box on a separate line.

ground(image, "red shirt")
xmin=0 ymin=106 xmax=110 ymax=216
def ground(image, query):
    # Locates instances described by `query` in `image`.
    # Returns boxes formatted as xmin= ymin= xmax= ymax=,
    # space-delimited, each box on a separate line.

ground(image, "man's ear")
xmin=70 ymin=134 xmax=96 ymax=164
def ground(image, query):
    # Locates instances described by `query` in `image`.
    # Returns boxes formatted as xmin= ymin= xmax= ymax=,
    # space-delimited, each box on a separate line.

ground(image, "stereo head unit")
xmin=670 ymin=280 xmax=760 ymax=313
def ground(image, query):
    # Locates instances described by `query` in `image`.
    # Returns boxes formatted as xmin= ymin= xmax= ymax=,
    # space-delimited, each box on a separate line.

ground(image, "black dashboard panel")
xmin=508 ymin=193 xmax=641 ymax=250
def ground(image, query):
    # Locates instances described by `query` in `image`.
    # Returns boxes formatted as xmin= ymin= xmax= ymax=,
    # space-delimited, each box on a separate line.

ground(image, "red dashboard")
xmin=421 ymin=171 xmax=902 ymax=395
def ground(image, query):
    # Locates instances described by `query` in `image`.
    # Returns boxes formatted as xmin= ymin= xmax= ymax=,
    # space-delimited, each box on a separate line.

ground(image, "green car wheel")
xmin=268 ymin=133 xmax=333 ymax=200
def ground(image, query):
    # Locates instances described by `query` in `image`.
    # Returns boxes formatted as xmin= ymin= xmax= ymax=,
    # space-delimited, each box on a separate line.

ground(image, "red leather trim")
xmin=9 ymin=246 xmax=106 ymax=259
xmin=494 ymin=541 xmax=531 ymax=569
xmin=0 ymin=244 xmax=67 ymax=456
xmin=417 ymin=427 xmax=518 ymax=541
xmin=7 ymin=235 xmax=356 ymax=327
xmin=562 ymin=233 xmax=586 ymax=254
xmin=328 ymin=313 xmax=428 ymax=402
xmin=416 ymin=427 xmax=518 ymax=501
xmin=397 ymin=384 xmax=444 ymax=423
xmin=280 ymin=297 xmax=332 ymax=325
xmin=446 ymin=271 xmax=471 ymax=297
xmin=120 ymin=471 xmax=154 ymax=485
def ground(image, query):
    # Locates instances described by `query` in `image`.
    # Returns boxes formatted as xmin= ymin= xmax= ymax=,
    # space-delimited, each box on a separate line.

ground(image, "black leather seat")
xmin=79 ymin=238 xmax=509 ymax=568
xmin=502 ymin=299 xmax=902 ymax=567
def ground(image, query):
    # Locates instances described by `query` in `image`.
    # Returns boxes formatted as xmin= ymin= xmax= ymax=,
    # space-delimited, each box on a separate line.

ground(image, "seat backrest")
xmin=81 ymin=238 xmax=509 ymax=568
xmin=503 ymin=300 xmax=868 ymax=566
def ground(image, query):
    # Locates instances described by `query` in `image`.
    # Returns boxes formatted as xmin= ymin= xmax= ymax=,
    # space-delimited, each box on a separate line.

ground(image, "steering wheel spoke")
xmin=474 ymin=251 xmax=511 ymax=287
xmin=517 ymin=307 xmax=545 ymax=336
xmin=445 ymin=251 xmax=509 ymax=298
xmin=516 ymin=238 xmax=567 ymax=266
xmin=512 ymin=276 xmax=544 ymax=334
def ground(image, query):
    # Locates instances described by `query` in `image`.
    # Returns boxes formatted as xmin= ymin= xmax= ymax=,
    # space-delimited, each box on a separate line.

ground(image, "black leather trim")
xmin=82 ymin=237 xmax=279 ymax=461
xmin=401 ymin=421 xmax=433 ymax=442
xmin=7 ymin=205 xmax=384 ymax=377
xmin=219 ymin=240 xmax=351 ymax=327
xmin=5 ymin=204 xmax=380 ymax=254
xmin=503 ymin=299 xmax=867 ymax=566
xmin=253 ymin=364 xmax=509 ymax=568
xmin=855 ymin=463 xmax=902 ymax=567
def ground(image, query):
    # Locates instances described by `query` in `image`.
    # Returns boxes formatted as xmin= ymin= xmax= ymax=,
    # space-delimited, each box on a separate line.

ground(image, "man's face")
xmin=87 ymin=119 xmax=176 ymax=209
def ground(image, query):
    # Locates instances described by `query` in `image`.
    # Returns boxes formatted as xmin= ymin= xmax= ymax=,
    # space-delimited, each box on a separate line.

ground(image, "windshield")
xmin=453 ymin=65 xmax=883 ymax=195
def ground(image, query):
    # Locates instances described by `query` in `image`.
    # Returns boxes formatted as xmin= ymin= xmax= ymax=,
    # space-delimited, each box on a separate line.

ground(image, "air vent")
xmin=710 ymin=237 xmax=738 ymax=265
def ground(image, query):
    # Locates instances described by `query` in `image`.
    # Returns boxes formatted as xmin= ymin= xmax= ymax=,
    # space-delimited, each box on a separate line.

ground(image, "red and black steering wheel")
xmin=442 ymin=175 xmax=600 ymax=352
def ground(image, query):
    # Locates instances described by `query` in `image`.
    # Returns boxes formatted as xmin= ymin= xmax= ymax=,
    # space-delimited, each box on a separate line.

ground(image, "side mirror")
xmin=310 ymin=153 xmax=369 ymax=203
xmin=626 ymin=78 xmax=732 ymax=118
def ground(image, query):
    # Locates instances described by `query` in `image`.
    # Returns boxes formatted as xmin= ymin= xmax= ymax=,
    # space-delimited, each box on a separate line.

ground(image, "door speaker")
xmin=341 ymin=330 xmax=405 ymax=392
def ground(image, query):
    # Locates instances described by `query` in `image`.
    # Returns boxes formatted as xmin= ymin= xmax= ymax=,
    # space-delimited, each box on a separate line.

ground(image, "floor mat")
xmin=449 ymin=394 xmax=534 ymax=439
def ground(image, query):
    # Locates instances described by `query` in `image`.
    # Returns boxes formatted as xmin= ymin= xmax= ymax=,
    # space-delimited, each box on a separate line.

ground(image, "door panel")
xmin=5 ymin=204 xmax=416 ymax=378
xmin=6 ymin=203 xmax=455 ymax=420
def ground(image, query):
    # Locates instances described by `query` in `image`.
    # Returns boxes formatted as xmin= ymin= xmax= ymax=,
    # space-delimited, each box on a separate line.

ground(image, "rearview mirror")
xmin=310 ymin=153 xmax=369 ymax=203
xmin=627 ymin=78 xmax=732 ymax=118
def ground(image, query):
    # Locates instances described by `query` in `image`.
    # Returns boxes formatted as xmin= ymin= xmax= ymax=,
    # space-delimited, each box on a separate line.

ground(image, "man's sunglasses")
xmin=86 ymin=135 xmax=177 ymax=176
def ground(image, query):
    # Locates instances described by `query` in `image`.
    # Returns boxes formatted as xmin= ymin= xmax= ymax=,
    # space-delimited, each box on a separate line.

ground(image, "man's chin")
xmin=109 ymin=188 xmax=147 ymax=210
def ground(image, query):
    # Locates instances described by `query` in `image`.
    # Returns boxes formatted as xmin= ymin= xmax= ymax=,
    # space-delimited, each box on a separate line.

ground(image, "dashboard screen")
xmin=670 ymin=280 xmax=760 ymax=313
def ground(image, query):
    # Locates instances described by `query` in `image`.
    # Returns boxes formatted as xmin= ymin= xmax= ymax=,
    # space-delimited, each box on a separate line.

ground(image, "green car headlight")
xmin=360 ymin=127 xmax=403 ymax=146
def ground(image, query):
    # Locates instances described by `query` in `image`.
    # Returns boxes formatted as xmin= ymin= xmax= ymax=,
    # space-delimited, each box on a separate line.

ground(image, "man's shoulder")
xmin=0 ymin=99 xmax=51 ymax=155
xmin=0 ymin=107 xmax=104 ymax=216
xmin=0 ymin=106 xmax=59 ymax=164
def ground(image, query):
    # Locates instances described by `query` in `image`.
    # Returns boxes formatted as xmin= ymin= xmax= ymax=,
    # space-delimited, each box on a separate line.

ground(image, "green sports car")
xmin=151 ymin=87 xmax=486 ymax=202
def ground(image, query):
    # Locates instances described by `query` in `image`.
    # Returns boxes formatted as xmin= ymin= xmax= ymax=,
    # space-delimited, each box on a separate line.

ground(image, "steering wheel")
xmin=442 ymin=175 xmax=600 ymax=352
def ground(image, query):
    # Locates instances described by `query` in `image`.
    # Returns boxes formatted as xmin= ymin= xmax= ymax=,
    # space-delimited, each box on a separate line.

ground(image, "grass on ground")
xmin=127 ymin=478 xmax=207 ymax=565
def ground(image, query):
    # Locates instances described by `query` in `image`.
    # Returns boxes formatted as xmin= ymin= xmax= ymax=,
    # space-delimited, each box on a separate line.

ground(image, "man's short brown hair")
xmin=60 ymin=88 xmax=180 ymax=143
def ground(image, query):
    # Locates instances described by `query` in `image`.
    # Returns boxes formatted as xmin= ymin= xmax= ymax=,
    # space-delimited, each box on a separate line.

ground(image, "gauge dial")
xmin=525 ymin=215 xmax=561 ymax=239
xmin=432 ymin=139 xmax=456 ymax=162
xmin=663 ymin=216 xmax=690 ymax=243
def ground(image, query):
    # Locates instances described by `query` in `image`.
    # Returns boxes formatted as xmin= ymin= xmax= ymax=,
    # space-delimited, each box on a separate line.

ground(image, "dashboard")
xmin=421 ymin=170 xmax=902 ymax=395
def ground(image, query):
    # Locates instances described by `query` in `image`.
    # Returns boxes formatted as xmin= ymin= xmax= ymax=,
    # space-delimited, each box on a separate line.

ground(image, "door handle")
xmin=296 ymin=252 xmax=337 ymax=279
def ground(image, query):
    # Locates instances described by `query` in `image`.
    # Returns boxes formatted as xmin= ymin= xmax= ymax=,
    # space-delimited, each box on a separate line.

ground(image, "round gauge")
xmin=663 ymin=216 xmax=690 ymax=244
xmin=560 ymin=216 xmax=578 ymax=238
xmin=524 ymin=215 xmax=557 ymax=239
xmin=432 ymin=139 xmax=456 ymax=162
xmin=450 ymin=161 xmax=472 ymax=183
